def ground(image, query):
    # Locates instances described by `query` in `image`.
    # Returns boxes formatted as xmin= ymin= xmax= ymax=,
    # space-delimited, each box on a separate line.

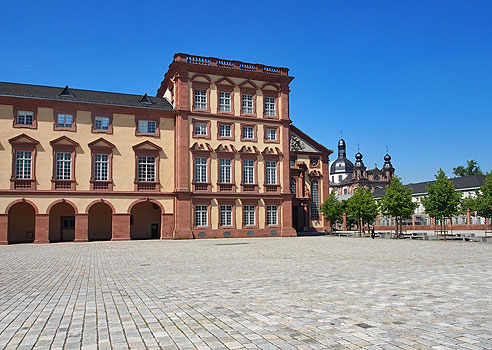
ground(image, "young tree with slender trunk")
xmin=421 ymin=169 xmax=461 ymax=239
xmin=379 ymin=177 xmax=417 ymax=239
xmin=476 ymin=172 xmax=492 ymax=236
xmin=320 ymin=191 xmax=344 ymax=231
xmin=346 ymin=186 xmax=378 ymax=236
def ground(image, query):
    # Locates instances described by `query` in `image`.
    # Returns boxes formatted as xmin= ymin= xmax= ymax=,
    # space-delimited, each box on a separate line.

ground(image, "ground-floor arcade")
xmin=0 ymin=195 xmax=174 ymax=245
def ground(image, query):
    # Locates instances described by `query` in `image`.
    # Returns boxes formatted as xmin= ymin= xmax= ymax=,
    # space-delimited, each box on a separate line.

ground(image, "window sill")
xmin=134 ymin=181 xmax=159 ymax=191
xmin=10 ymin=179 xmax=36 ymax=190
xmin=52 ymin=180 xmax=76 ymax=190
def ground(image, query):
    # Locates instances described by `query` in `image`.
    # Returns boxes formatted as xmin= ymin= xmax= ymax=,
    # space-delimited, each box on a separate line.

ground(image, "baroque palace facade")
xmin=0 ymin=53 xmax=332 ymax=244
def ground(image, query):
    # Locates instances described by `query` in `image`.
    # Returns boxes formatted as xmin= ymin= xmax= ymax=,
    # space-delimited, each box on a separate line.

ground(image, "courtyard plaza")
xmin=0 ymin=237 xmax=491 ymax=350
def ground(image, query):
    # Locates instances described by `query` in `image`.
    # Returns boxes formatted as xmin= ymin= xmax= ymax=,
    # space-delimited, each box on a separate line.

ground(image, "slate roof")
xmin=0 ymin=82 xmax=174 ymax=111
xmin=372 ymin=174 xmax=486 ymax=199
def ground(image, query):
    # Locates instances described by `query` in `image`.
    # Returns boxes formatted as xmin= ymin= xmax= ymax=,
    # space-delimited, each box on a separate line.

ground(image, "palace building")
xmin=0 ymin=53 xmax=333 ymax=244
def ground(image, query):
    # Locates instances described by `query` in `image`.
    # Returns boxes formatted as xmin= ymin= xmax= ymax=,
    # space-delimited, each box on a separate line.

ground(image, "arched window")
xmin=290 ymin=177 xmax=296 ymax=195
xmin=311 ymin=180 xmax=319 ymax=220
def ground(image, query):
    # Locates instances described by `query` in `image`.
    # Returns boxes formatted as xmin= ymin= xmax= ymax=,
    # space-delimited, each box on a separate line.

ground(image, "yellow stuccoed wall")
xmin=0 ymin=103 xmax=175 ymax=215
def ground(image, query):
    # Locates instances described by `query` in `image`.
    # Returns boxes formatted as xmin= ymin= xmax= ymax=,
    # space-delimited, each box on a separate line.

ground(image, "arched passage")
xmin=129 ymin=201 xmax=162 ymax=240
xmin=49 ymin=201 xmax=77 ymax=242
xmin=8 ymin=201 xmax=36 ymax=244
xmin=88 ymin=202 xmax=113 ymax=241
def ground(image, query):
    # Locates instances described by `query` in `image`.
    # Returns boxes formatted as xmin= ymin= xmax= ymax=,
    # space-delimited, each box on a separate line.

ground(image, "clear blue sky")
xmin=1 ymin=1 xmax=491 ymax=183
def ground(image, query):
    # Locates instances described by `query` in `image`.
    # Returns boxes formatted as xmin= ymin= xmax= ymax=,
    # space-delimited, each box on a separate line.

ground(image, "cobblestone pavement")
xmin=1 ymin=237 xmax=492 ymax=350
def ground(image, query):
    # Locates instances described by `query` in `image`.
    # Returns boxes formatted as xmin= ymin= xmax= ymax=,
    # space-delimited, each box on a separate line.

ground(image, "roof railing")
xmin=174 ymin=53 xmax=289 ymax=76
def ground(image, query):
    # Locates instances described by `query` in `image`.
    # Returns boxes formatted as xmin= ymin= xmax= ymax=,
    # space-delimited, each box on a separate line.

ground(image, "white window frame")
xmin=218 ymin=91 xmax=231 ymax=112
xmin=265 ymin=161 xmax=277 ymax=185
xmin=243 ymin=205 xmax=255 ymax=226
xmin=195 ymin=157 xmax=207 ymax=183
xmin=266 ymin=205 xmax=278 ymax=226
xmin=219 ymin=124 xmax=231 ymax=138
xmin=57 ymin=113 xmax=73 ymax=128
xmin=94 ymin=116 xmax=110 ymax=131
xmin=265 ymin=128 xmax=277 ymax=141
xmin=194 ymin=122 xmax=207 ymax=136
xmin=242 ymin=126 xmax=254 ymax=139
xmin=219 ymin=158 xmax=232 ymax=183
xmin=137 ymin=156 xmax=156 ymax=182
xmin=220 ymin=205 xmax=233 ymax=227
xmin=264 ymin=97 xmax=276 ymax=116
xmin=17 ymin=111 xmax=34 ymax=126
xmin=138 ymin=120 xmax=157 ymax=134
xmin=55 ymin=152 xmax=72 ymax=180
xmin=94 ymin=154 xmax=109 ymax=181
xmin=15 ymin=150 xmax=32 ymax=179
xmin=195 ymin=205 xmax=208 ymax=227
xmin=242 ymin=94 xmax=253 ymax=114
xmin=242 ymin=159 xmax=254 ymax=184
xmin=194 ymin=89 xmax=207 ymax=110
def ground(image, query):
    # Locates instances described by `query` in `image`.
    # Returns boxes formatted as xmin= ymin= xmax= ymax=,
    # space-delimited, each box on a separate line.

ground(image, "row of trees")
xmin=320 ymin=170 xmax=492 ymax=237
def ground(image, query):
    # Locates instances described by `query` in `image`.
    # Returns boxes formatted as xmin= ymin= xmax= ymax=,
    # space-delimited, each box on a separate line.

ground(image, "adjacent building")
xmin=0 ymin=53 xmax=333 ymax=244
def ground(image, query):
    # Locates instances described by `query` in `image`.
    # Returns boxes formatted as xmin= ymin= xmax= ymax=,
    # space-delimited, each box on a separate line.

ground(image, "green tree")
xmin=453 ymin=159 xmax=484 ymax=177
xmin=346 ymin=186 xmax=378 ymax=235
xmin=421 ymin=169 xmax=461 ymax=238
xmin=460 ymin=196 xmax=478 ymax=213
xmin=320 ymin=191 xmax=344 ymax=231
xmin=379 ymin=177 xmax=417 ymax=238
xmin=476 ymin=173 xmax=492 ymax=235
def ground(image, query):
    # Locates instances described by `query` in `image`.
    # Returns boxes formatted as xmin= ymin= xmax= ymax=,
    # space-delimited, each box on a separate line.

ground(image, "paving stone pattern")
xmin=1 ymin=237 xmax=492 ymax=350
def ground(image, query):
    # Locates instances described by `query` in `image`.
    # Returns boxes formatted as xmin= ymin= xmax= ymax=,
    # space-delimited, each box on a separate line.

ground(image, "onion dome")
xmin=354 ymin=151 xmax=364 ymax=168
xmin=383 ymin=153 xmax=393 ymax=169
xmin=330 ymin=137 xmax=354 ymax=174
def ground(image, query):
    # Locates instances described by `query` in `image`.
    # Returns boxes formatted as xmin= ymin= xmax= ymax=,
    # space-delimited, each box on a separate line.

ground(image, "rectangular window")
xmin=219 ymin=158 xmax=232 ymax=183
xmin=195 ymin=205 xmax=208 ymax=227
xmin=242 ymin=159 xmax=254 ymax=184
xmin=62 ymin=217 xmax=75 ymax=229
xmin=55 ymin=152 xmax=72 ymax=180
xmin=242 ymin=126 xmax=254 ymax=139
xmin=138 ymin=120 xmax=157 ymax=134
xmin=219 ymin=91 xmax=231 ymax=112
xmin=266 ymin=205 xmax=278 ymax=226
xmin=243 ymin=205 xmax=255 ymax=226
xmin=137 ymin=156 xmax=156 ymax=182
xmin=15 ymin=150 xmax=32 ymax=179
xmin=264 ymin=97 xmax=276 ymax=116
xmin=242 ymin=94 xmax=253 ymax=114
xmin=94 ymin=154 xmax=109 ymax=181
xmin=265 ymin=128 xmax=277 ymax=141
xmin=194 ymin=89 xmax=207 ymax=109
xmin=194 ymin=122 xmax=207 ymax=136
xmin=219 ymin=124 xmax=231 ymax=138
xmin=57 ymin=114 xmax=73 ymax=128
xmin=17 ymin=111 xmax=34 ymax=125
xmin=265 ymin=161 xmax=277 ymax=185
xmin=220 ymin=205 xmax=233 ymax=226
xmin=195 ymin=157 xmax=207 ymax=183
xmin=94 ymin=116 xmax=110 ymax=131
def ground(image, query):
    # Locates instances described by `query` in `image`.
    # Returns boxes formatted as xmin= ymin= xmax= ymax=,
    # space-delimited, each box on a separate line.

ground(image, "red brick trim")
xmin=85 ymin=199 xmax=116 ymax=214
xmin=50 ymin=136 xmax=79 ymax=190
xmin=217 ymin=121 xmax=235 ymax=140
xmin=264 ymin=199 xmax=281 ymax=228
xmin=241 ymin=199 xmax=259 ymax=229
xmin=217 ymin=199 xmax=236 ymax=229
xmin=13 ymin=106 xmax=37 ymax=129
xmin=8 ymin=134 xmax=39 ymax=190
xmin=54 ymin=109 xmax=77 ymax=132
xmin=264 ymin=125 xmax=280 ymax=144
xmin=239 ymin=123 xmax=257 ymax=142
xmin=5 ymin=198 xmax=40 ymax=215
xmin=46 ymin=198 xmax=79 ymax=214
xmin=135 ymin=115 xmax=160 ymax=137
xmin=192 ymin=118 xmax=211 ymax=139
xmin=91 ymin=113 xmax=113 ymax=134
xmin=88 ymin=138 xmax=115 ymax=191
xmin=133 ymin=142 xmax=161 ymax=192
xmin=193 ymin=199 xmax=211 ymax=230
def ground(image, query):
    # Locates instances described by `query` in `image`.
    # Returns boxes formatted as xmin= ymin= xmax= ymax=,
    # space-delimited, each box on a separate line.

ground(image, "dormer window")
xmin=55 ymin=112 xmax=75 ymax=131
xmin=17 ymin=111 xmax=34 ymax=125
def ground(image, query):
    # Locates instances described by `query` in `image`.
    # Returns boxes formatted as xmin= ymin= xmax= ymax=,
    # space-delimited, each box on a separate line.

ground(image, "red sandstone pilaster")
xmin=0 ymin=214 xmax=7 ymax=245
xmin=74 ymin=213 xmax=88 ymax=242
xmin=111 ymin=214 xmax=130 ymax=241
xmin=34 ymin=214 xmax=49 ymax=244
xmin=342 ymin=213 xmax=347 ymax=231
xmin=161 ymin=213 xmax=173 ymax=239
xmin=173 ymin=194 xmax=193 ymax=239
xmin=467 ymin=209 xmax=471 ymax=227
